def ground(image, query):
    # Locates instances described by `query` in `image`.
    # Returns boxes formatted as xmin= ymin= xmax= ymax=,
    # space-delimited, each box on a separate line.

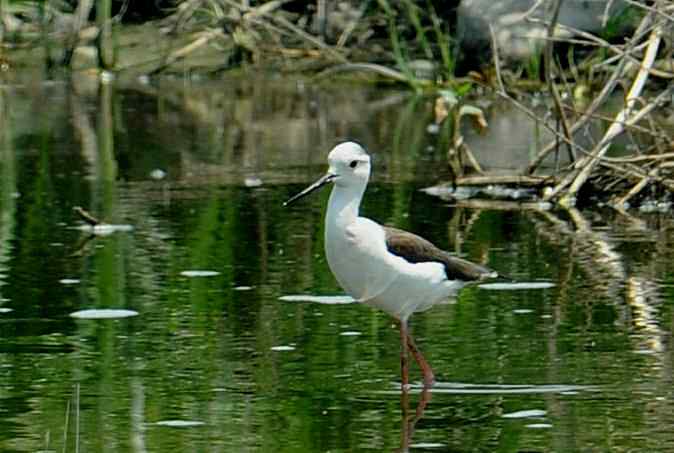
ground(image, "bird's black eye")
xmin=349 ymin=160 xmax=358 ymax=168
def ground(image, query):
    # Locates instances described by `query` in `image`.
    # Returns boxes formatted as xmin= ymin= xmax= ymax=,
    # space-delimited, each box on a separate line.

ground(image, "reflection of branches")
xmin=531 ymin=208 xmax=666 ymax=359
xmin=626 ymin=276 xmax=664 ymax=354
xmin=69 ymin=233 xmax=97 ymax=258
xmin=0 ymin=88 xmax=16 ymax=298
xmin=69 ymin=85 xmax=98 ymax=173
xmin=533 ymin=208 xmax=625 ymax=299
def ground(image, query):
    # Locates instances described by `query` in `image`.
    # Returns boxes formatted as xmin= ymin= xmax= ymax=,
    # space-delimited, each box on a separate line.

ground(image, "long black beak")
xmin=283 ymin=173 xmax=337 ymax=206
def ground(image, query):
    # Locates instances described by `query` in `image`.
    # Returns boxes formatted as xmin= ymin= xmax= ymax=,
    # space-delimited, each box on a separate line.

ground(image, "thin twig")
xmin=222 ymin=0 xmax=347 ymax=62
xmin=489 ymin=24 xmax=591 ymax=160
xmin=337 ymin=0 xmax=370 ymax=48
xmin=544 ymin=0 xmax=575 ymax=162
xmin=615 ymin=168 xmax=657 ymax=206
xmin=624 ymin=0 xmax=674 ymax=23
xmin=460 ymin=143 xmax=484 ymax=174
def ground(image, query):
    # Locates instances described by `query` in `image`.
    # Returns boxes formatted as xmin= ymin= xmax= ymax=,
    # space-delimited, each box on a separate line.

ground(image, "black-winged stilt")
xmin=284 ymin=142 xmax=497 ymax=388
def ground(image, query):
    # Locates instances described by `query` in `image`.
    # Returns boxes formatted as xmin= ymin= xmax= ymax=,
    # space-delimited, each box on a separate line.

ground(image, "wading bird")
xmin=284 ymin=142 xmax=497 ymax=388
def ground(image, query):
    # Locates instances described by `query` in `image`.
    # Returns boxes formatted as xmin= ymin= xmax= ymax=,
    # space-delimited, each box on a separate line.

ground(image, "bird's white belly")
xmin=325 ymin=218 xmax=462 ymax=320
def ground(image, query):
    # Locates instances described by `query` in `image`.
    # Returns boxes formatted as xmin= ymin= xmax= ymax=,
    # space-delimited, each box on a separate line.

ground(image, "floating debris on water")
xmin=502 ymin=409 xmax=546 ymax=419
xmin=526 ymin=423 xmax=553 ymax=429
xmin=155 ymin=420 xmax=205 ymax=428
xmin=270 ymin=345 xmax=295 ymax=351
xmin=422 ymin=184 xmax=539 ymax=201
xmin=513 ymin=309 xmax=534 ymax=314
xmin=382 ymin=382 xmax=594 ymax=395
xmin=70 ymin=309 xmax=139 ymax=319
xmin=244 ymin=176 xmax=263 ymax=187
xmin=149 ymin=168 xmax=167 ymax=180
xmin=75 ymin=224 xmax=134 ymax=236
xmin=279 ymin=295 xmax=355 ymax=304
xmin=479 ymin=282 xmax=556 ymax=290
xmin=59 ymin=278 xmax=80 ymax=285
xmin=180 ymin=270 xmax=220 ymax=277
xmin=233 ymin=286 xmax=253 ymax=291
xmin=410 ymin=443 xmax=446 ymax=449
xmin=340 ymin=331 xmax=362 ymax=336
xmin=0 ymin=308 xmax=12 ymax=314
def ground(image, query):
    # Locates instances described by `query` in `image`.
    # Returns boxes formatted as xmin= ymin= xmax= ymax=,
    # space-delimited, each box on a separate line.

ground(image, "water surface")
xmin=0 ymin=74 xmax=673 ymax=452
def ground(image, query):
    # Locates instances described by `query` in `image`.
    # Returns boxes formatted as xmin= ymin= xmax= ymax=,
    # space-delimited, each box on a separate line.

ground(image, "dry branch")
xmin=481 ymin=2 xmax=674 ymax=209
xmin=555 ymin=23 xmax=664 ymax=206
xmin=456 ymin=175 xmax=552 ymax=186
xmin=151 ymin=29 xmax=225 ymax=75
xmin=525 ymin=11 xmax=656 ymax=175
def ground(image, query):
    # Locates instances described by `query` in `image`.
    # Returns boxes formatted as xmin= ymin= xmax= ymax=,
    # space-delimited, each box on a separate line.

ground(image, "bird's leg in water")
xmin=399 ymin=319 xmax=410 ymax=390
xmin=406 ymin=333 xmax=435 ymax=387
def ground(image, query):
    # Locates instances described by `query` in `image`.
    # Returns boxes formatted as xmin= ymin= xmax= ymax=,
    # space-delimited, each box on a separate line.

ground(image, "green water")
xmin=0 ymin=75 xmax=673 ymax=452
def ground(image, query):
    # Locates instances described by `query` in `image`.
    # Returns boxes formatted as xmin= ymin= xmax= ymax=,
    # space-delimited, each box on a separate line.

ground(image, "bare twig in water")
xmin=73 ymin=206 xmax=100 ymax=226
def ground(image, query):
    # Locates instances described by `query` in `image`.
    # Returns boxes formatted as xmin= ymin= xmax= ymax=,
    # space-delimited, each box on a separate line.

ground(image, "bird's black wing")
xmin=383 ymin=226 xmax=496 ymax=281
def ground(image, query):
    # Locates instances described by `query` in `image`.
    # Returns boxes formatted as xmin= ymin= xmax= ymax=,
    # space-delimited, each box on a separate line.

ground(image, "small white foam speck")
xmin=340 ymin=331 xmax=362 ymax=336
xmin=180 ymin=270 xmax=220 ymax=277
xmin=270 ymin=345 xmax=295 ymax=352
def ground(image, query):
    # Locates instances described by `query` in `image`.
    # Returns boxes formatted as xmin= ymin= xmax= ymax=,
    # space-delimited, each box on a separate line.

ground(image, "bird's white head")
xmin=283 ymin=141 xmax=371 ymax=206
xmin=327 ymin=142 xmax=371 ymax=188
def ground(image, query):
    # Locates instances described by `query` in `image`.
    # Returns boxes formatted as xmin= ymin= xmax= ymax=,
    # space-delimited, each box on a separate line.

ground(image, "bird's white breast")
xmin=325 ymin=217 xmax=397 ymax=302
xmin=325 ymin=216 xmax=461 ymax=320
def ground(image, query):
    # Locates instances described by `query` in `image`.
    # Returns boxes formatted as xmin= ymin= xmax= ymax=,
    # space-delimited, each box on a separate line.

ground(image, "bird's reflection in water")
xmin=396 ymin=387 xmax=432 ymax=453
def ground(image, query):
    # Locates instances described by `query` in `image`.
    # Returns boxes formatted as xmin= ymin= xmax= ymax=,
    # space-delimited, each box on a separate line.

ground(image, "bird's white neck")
xmin=326 ymin=183 xmax=365 ymax=229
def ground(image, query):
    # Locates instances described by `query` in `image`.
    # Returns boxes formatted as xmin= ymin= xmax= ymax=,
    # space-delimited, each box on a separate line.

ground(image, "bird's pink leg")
xmin=406 ymin=333 xmax=435 ymax=388
xmin=399 ymin=319 xmax=410 ymax=390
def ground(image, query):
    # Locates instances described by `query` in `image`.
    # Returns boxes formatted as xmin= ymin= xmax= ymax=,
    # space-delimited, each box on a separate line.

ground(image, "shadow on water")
xmin=0 ymin=73 xmax=673 ymax=451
